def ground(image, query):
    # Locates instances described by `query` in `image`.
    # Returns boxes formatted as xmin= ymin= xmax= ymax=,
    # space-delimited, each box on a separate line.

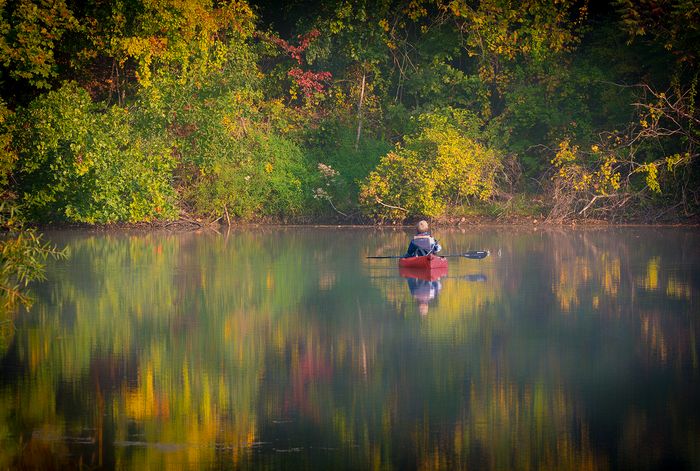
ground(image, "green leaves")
xmin=0 ymin=0 xmax=697 ymax=223
xmin=12 ymin=82 xmax=177 ymax=223
xmin=187 ymin=131 xmax=313 ymax=221
xmin=359 ymin=108 xmax=502 ymax=220
xmin=0 ymin=201 xmax=67 ymax=314
xmin=0 ymin=0 xmax=79 ymax=89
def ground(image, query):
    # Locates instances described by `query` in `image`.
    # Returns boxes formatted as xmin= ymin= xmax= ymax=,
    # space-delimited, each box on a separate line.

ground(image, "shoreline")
xmin=30 ymin=215 xmax=700 ymax=233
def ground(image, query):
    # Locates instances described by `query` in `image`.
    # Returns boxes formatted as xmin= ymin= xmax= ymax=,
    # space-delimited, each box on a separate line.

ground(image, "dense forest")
xmin=0 ymin=0 xmax=698 ymax=226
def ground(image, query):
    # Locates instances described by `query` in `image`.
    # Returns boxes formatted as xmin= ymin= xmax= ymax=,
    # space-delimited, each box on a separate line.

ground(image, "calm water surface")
xmin=0 ymin=227 xmax=698 ymax=470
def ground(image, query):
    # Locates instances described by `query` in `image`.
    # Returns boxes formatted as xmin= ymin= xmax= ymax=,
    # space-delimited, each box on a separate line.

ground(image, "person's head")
xmin=416 ymin=220 xmax=429 ymax=233
xmin=418 ymin=302 xmax=429 ymax=316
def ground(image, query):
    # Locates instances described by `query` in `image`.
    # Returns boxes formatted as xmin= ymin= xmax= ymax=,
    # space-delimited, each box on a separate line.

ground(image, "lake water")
xmin=0 ymin=227 xmax=698 ymax=470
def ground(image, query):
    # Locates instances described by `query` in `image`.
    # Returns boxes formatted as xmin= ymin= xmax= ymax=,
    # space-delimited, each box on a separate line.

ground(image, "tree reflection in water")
xmin=0 ymin=227 xmax=696 ymax=470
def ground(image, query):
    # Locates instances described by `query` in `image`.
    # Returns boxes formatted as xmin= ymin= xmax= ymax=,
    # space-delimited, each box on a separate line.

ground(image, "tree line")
xmin=0 ymin=0 xmax=697 ymax=226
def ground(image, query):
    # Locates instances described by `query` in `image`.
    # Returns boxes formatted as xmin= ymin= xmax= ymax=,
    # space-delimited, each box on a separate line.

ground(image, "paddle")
xmin=442 ymin=250 xmax=490 ymax=259
xmin=367 ymin=250 xmax=489 ymax=260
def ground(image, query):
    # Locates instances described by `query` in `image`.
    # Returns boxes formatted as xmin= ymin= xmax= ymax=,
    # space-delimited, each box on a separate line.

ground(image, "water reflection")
xmin=0 ymin=227 xmax=697 ymax=470
xmin=399 ymin=267 xmax=488 ymax=316
xmin=399 ymin=266 xmax=447 ymax=316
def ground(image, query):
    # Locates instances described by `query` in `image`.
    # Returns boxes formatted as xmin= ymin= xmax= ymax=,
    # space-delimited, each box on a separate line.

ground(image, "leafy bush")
xmin=306 ymin=122 xmax=391 ymax=215
xmin=12 ymin=83 xmax=178 ymax=223
xmin=187 ymin=132 xmax=313 ymax=220
xmin=359 ymin=108 xmax=502 ymax=220
xmin=126 ymin=34 xmax=317 ymax=222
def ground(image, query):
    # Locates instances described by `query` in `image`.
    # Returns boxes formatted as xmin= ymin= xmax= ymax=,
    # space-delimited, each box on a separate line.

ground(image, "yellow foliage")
xmin=405 ymin=1 xmax=428 ymax=20
xmin=108 ymin=0 xmax=256 ymax=88
xmin=551 ymin=139 xmax=622 ymax=197
xmin=665 ymin=153 xmax=686 ymax=171
xmin=360 ymin=110 xmax=501 ymax=220
xmin=596 ymin=156 xmax=621 ymax=194
xmin=552 ymin=139 xmax=578 ymax=166
xmin=635 ymin=163 xmax=660 ymax=193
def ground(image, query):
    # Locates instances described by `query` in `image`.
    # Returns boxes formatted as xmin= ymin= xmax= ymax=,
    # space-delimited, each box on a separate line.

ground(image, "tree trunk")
xmin=355 ymin=70 xmax=366 ymax=150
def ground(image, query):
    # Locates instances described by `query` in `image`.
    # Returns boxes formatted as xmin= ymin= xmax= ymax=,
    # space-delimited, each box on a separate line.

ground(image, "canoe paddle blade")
xmin=462 ymin=250 xmax=489 ymax=259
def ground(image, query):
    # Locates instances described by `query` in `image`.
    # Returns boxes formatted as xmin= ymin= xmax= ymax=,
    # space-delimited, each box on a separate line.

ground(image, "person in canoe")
xmin=404 ymin=220 xmax=442 ymax=257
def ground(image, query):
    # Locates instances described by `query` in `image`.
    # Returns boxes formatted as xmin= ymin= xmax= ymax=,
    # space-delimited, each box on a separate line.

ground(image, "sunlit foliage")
xmin=360 ymin=108 xmax=502 ymax=220
xmin=11 ymin=83 xmax=177 ymax=223
xmin=0 ymin=0 xmax=78 ymax=89
xmin=0 ymin=0 xmax=698 ymax=223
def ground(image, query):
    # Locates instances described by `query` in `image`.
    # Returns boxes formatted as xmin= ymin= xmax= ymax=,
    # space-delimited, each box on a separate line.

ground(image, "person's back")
xmin=405 ymin=220 xmax=441 ymax=257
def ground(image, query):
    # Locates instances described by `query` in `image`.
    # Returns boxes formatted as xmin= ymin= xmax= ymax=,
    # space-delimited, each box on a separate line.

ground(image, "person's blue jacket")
xmin=405 ymin=232 xmax=442 ymax=257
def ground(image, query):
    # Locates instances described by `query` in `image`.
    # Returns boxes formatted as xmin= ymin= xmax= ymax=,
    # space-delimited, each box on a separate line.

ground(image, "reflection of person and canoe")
xmin=400 ymin=220 xmax=487 ymax=316
xmin=399 ymin=266 xmax=487 ymax=315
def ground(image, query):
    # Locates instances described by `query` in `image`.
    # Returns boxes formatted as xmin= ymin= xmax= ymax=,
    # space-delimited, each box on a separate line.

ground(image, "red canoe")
xmin=398 ymin=253 xmax=448 ymax=270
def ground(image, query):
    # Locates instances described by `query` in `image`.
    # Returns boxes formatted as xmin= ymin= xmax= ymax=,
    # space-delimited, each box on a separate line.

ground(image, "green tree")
xmin=445 ymin=0 xmax=589 ymax=117
xmin=12 ymin=82 xmax=177 ymax=223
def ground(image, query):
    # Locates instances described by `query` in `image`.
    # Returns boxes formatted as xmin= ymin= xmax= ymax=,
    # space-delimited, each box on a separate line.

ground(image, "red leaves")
xmin=267 ymin=29 xmax=331 ymax=98
xmin=269 ymin=29 xmax=320 ymax=64
xmin=288 ymin=68 xmax=332 ymax=97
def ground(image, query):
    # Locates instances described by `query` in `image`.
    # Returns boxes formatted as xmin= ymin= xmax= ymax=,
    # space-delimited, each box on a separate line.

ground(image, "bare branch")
xmin=375 ymin=198 xmax=408 ymax=212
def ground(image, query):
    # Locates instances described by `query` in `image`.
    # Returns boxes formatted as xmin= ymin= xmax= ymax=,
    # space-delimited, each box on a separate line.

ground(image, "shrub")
xmin=359 ymin=108 xmax=502 ymax=220
xmin=0 ymin=101 xmax=17 ymax=188
xmin=12 ymin=83 xmax=178 ymax=223
xmin=306 ymin=122 xmax=391 ymax=215
xmin=187 ymin=132 xmax=313 ymax=220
